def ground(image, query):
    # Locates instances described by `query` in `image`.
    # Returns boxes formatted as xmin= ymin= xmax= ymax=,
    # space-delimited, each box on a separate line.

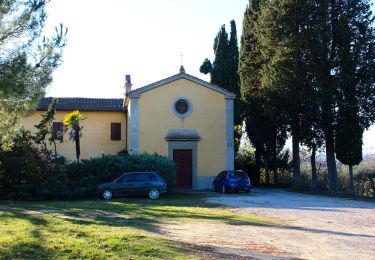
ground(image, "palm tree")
xmin=64 ymin=110 xmax=84 ymax=163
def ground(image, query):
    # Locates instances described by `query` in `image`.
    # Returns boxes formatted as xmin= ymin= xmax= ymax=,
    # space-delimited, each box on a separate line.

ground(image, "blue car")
xmin=212 ymin=170 xmax=251 ymax=193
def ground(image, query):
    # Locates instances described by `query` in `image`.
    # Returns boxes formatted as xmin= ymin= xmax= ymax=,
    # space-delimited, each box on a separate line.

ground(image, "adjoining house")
xmin=22 ymin=97 xmax=127 ymax=160
xmin=21 ymin=67 xmax=236 ymax=190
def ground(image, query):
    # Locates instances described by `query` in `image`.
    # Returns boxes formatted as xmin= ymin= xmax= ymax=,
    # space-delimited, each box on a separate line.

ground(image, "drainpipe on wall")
xmin=125 ymin=110 xmax=128 ymax=152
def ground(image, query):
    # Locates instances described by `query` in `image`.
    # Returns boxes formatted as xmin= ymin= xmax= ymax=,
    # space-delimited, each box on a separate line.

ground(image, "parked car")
xmin=212 ymin=170 xmax=251 ymax=193
xmin=97 ymin=172 xmax=167 ymax=200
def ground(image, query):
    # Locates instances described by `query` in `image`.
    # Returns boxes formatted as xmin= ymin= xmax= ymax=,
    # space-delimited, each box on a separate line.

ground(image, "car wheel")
xmin=222 ymin=185 xmax=226 ymax=194
xmin=148 ymin=189 xmax=160 ymax=199
xmin=102 ymin=189 xmax=113 ymax=200
xmin=212 ymin=184 xmax=216 ymax=192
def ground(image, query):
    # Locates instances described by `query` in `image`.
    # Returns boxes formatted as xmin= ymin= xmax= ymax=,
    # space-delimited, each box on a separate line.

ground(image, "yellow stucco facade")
xmin=21 ymin=111 xmax=126 ymax=161
xmin=137 ymin=78 xmax=226 ymax=178
xmin=21 ymin=71 xmax=235 ymax=189
xmin=127 ymin=72 xmax=236 ymax=189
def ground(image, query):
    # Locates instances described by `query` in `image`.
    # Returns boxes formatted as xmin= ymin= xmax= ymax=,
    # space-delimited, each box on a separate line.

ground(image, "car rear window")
xmin=229 ymin=171 xmax=247 ymax=178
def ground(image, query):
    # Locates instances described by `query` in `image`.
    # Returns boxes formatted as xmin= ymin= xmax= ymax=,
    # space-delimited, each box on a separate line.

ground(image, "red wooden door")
xmin=173 ymin=149 xmax=193 ymax=189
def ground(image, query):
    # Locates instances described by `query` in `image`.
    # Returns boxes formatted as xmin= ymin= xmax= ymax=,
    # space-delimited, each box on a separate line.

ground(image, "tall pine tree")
xmin=0 ymin=0 xmax=67 ymax=150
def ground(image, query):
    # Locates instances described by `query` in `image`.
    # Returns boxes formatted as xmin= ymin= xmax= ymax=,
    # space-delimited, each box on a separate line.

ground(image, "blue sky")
xmin=43 ymin=0 xmax=375 ymax=152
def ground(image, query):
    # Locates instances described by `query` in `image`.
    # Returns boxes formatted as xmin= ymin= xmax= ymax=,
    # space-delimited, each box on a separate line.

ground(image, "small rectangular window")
xmin=52 ymin=122 xmax=64 ymax=142
xmin=111 ymin=123 xmax=121 ymax=141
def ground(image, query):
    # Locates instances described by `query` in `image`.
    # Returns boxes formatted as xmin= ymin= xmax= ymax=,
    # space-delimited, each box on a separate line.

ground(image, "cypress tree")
xmin=228 ymin=20 xmax=243 ymax=155
xmin=239 ymin=1 xmax=264 ymax=185
xmin=335 ymin=13 xmax=361 ymax=194
xmin=239 ymin=0 xmax=374 ymax=190
xmin=211 ymin=26 xmax=229 ymax=86
xmin=254 ymin=0 xmax=306 ymax=188
xmin=334 ymin=0 xmax=375 ymax=194
xmin=315 ymin=0 xmax=375 ymax=192
xmin=200 ymin=21 xmax=243 ymax=155
xmin=336 ymin=107 xmax=363 ymax=194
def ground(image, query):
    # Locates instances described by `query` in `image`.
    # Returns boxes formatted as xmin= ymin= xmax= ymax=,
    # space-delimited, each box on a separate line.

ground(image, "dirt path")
xmin=159 ymin=189 xmax=375 ymax=260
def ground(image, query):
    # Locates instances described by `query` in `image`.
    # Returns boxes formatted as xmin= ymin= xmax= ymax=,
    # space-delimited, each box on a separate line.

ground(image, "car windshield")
xmin=228 ymin=171 xmax=247 ymax=178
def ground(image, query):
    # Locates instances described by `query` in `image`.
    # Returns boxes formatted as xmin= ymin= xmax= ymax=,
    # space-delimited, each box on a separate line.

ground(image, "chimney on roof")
xmin=125 ymin=74 xmax=132 ymax=94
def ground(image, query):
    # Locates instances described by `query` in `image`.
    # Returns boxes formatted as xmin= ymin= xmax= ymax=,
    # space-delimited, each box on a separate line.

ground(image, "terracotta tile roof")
xmin=37 ymin=97 xmax=124 ymax=111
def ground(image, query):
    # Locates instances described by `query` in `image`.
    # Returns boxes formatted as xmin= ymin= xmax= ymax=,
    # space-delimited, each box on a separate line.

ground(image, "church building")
xmin=21 ymin=67 xmax=236 ymax=190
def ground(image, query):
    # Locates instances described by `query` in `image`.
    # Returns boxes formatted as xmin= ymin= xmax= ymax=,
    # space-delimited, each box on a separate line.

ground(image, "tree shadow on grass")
xmin=2 ymin=194 xmax=278 ymax=241
xmin=69 ymin=209 xmax=375 ymax=240
xmin=0 ymin=211 xmax=251 ymax=259
xmin=1 ymin=241 xmax=55 ymax=260
xmin=4 ymin=192 xmax=374 ymax=243
xmin=0 ymin=213 xmax=56 ymax=259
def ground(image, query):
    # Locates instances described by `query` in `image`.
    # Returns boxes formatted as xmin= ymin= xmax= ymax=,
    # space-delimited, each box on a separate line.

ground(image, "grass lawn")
xmin=0 ymin=192 xmax=279 ymax=259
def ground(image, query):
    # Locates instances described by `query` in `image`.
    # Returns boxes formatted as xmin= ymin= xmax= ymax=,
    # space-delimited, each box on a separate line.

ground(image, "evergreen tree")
xmin=253 ymin=0 xmax=325 ymax=188
xmin=335 ymin=13 xmax=361 ymax=194
xmin=239 ymin=1 xmax=264 ymax=185
xmin=211 ymin=25 xmax=229 ymax=86
xmin=200 ymin=21 xmax=243 ymax=155
xmin=336 ymin=107 xmax=363 ymax=194
xmin=318 ymin=0 xmax=339 ymax=192
xmin=199 ymin=58 xmax=212 ymax=75
xmin=241 ymin=0 xmax=292 ymax=185
xmin=334 ymin=0 xmax=375 ymax=193
xmin=239 ymin=0 xmax=374 ymax=192
xmin=0 ymin=0 xmax=67 ymax=150
xmin=33 ymin=98 xmax=62 ymax=159
xmin=313 ymin=0 xmax=375 ymax=192
xmin=228 ymin=21 xmax=243 ymax=154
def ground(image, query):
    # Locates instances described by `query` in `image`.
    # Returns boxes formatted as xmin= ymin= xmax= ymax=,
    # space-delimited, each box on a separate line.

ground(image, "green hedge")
xmin=66 ymin=154 xmax=176 ymax=199
xmin=0 ymin=152 xmax=175 ymax=200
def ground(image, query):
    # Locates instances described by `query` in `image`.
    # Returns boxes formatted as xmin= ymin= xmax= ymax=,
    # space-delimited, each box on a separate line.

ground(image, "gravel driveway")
xmin=161 ymin=189 xmax=375 ymax=259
